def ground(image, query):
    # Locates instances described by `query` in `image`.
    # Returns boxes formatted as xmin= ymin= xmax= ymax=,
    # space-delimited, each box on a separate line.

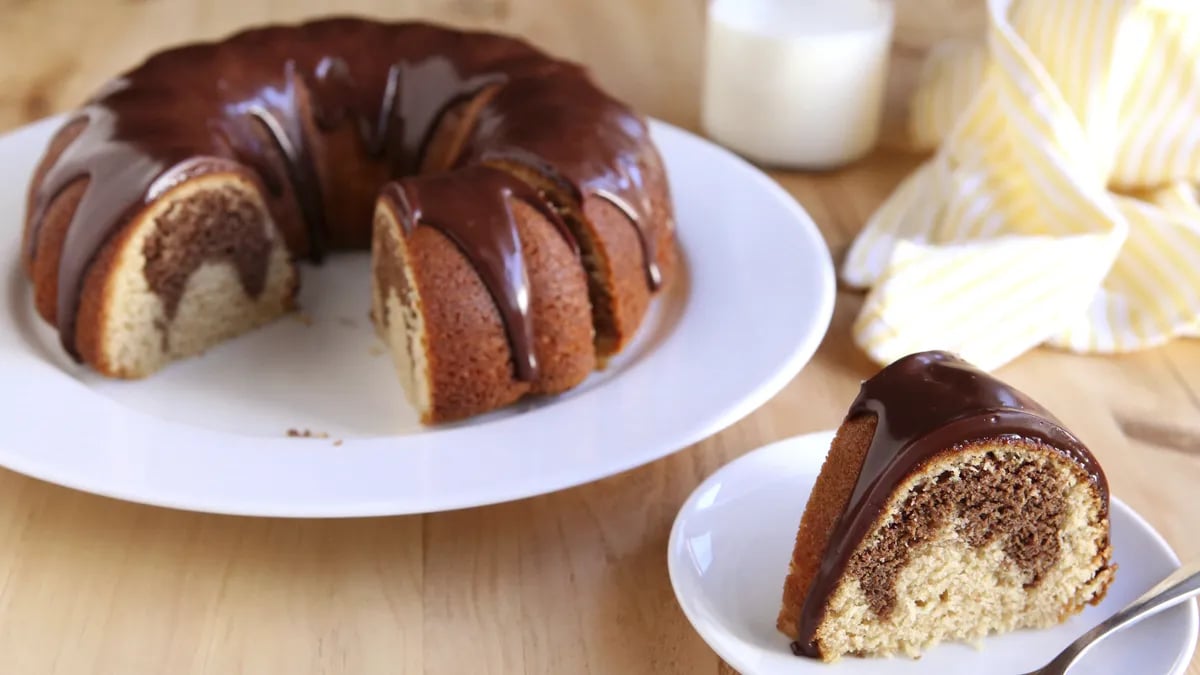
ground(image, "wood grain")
xmin=0 ymin=1 xmax=1197 ymax=673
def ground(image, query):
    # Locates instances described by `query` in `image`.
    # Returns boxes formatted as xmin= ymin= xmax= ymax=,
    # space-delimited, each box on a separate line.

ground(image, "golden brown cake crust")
xmin=376 ymin=197 xmax=597 ymax=423
xmin=778 ymin=415 xmax=877 ymax=639
xmin=401 ymin=218 xmax=531 ymax=421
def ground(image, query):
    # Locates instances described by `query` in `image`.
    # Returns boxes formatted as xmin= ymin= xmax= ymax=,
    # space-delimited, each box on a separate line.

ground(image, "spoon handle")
xmin=1044 ymin=561 xmax=1200 ymax=674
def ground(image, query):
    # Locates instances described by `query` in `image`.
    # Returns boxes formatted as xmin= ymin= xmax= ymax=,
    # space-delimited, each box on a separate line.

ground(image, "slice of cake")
xmin=778 ymin=351 xmax=1115 ymax=661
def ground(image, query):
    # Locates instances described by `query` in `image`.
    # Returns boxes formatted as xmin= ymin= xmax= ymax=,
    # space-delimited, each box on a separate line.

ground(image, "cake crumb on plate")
xmin=286 ymin=428 xmax=329 ymax=439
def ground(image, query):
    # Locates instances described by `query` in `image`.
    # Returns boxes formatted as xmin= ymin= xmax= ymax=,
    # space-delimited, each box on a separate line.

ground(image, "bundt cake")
xmin=22 ymin=18 xmax=676 ymax=423
xmin=778 ymin=351 xmax=1114 ymax=660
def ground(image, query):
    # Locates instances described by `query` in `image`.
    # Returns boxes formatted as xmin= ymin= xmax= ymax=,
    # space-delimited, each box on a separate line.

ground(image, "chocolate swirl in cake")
xmin=793 ymin=351 xmax=1108 ymax=657
xmin=25 ymin=18 xmax=661 ymax=379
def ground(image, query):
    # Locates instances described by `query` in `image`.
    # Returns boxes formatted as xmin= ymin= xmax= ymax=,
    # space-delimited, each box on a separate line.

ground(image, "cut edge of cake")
xmin=75 ymin=171 xmax=297 ymax=378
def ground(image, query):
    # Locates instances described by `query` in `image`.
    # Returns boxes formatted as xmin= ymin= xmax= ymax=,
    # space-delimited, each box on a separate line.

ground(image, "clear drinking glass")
xmin=702 ymin=0 xmax=895 ymax=169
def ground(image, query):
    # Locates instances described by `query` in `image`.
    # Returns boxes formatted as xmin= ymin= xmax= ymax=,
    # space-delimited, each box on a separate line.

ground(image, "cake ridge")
xmin=467 ymin=70 xmax=666 ymax=290
xmin=381 ymin=166 xmax=574 ymax=382
xmin=27 ymin=100 xmax=184 ymax=359
xmin=792 ymin=350 xmax=1110 ymax=656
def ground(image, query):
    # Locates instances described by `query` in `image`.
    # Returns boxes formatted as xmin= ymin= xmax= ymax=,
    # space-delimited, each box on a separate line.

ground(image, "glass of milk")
xmin=703 ymin=0 xmax=895 ymax=169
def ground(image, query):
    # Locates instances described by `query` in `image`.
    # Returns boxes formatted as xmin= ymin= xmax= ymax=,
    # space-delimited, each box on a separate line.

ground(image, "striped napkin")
xmin=844 ymin=0 xmax=1200 ymax=371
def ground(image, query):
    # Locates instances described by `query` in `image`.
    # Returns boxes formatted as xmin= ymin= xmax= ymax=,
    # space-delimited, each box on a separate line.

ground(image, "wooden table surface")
xmin=1 ymin=1 xmax=1196 ymax=673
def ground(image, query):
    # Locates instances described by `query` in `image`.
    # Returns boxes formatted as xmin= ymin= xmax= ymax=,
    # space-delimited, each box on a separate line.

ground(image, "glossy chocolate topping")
xmin=26 ymin=18 xmax=660 ymax=369
xmin=382 ymin=167 xmax=572 ymax=381
xmin=794 ymin=351 xmax=1108 ymax=657
xmin=468 ymin=71 xmax=664 ymax=289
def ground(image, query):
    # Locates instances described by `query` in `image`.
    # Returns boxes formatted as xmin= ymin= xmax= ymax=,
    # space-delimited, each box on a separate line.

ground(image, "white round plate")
xmin=0 ymin=116 xmax=834 ymax=517
xmin=668 ymin=431 xmax=1199 ymax=675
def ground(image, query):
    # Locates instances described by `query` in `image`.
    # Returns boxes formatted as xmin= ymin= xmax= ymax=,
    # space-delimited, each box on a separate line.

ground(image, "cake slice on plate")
xmin=778 ymin=351 xmax=1115 ymax=661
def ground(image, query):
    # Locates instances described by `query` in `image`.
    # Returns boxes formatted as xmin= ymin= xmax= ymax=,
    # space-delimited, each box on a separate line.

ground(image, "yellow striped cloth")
xmin=845 ymin=0 xmax=1200 ymax=370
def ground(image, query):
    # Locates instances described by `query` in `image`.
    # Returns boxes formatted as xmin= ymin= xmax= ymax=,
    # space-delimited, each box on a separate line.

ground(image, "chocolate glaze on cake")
xmin=25 ymin=18 xmax=663 ymax=368
xmin=469 ymin=71 xmax=665 ymax=289
xmin=382 ymin=166 xmax=573 ymax=381
xmin=793 ymin=351 xmax=1108 ymax=656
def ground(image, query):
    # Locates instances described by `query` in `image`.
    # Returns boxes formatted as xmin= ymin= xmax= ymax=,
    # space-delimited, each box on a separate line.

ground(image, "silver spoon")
xmin=1022 ymin=561 xmax=1200 ymax=675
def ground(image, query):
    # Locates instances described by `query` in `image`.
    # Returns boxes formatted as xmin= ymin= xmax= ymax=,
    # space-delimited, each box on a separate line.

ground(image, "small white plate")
xmin=669 ymin=431 xmax=1199 ymax=675
xmin=0 ymin=116 xmax=835 ymax=516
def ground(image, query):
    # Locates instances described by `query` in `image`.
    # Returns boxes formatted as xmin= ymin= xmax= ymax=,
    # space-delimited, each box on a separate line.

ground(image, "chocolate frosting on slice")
xmin=26 ymin=18 xmax=661 ymax=368
xmin=793 ymin=350 xmax=1108 ymax=657
xmin=382 ymin=167 xmax=572 ymax=382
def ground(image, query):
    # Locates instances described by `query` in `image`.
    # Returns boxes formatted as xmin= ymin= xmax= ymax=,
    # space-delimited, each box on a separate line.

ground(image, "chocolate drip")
xmin=240 ymin=61 xmax=328 ymax=259
xmin=391 ymin=60 xmax=505 ymax=175
xmin=28 ymin=91 xmax=182 ymax=359
xmin=793 ymin=351 xmax=1108 ymax=657
xmin=306 ymin=55 xmax=504 ymax=171
xmin=468 ymin=70 xmax=663 ymax=290
xmin=26 ymin=18 xmax=661 ymax=362
xmin=592 ymin=188 xmax=662 ymax=288
xmin=382 ymin=167 xmax=571 ymax=381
